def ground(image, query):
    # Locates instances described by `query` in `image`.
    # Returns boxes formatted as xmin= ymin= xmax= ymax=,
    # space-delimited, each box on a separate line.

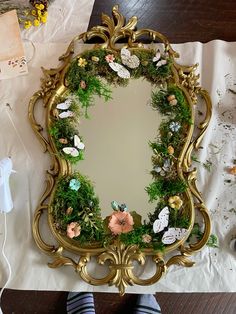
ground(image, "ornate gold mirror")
xmin=29 ymin=6 xmax=212 ymax=295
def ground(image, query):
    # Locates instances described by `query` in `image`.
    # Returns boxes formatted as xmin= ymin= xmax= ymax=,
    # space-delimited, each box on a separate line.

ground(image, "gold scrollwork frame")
xmin=29 ymin=5 xmax=212 ymax=295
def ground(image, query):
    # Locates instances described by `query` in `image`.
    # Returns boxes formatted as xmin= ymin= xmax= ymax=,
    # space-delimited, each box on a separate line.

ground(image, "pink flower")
xmin=142 ymin=234 xmax=152 ymax=243
xmin=67 ymin=222 xmax=81 ymax=238
xmin=105 ymin=54 xmax=115 ymax=63
xmin=108 ymin=211 xmax=134 ymax=235
xmin=80 ymin=80 xmax=87 ymax=89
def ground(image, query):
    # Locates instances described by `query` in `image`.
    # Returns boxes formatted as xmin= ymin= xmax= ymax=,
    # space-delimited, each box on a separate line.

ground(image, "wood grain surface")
xmin=88 ymin=0 xmax=236 ymax=43
xmin=1 ymin=290 xmax=236 ymax=314
xmin=1 ymin=1 xmax=236 ymax=313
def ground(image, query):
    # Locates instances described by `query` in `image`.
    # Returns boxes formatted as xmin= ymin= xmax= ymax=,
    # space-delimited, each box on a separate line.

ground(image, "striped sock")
xmin=133 ymin=294 xmax=161 ymax=314
xmin=67 ymin=292 xmax=95 ymax=314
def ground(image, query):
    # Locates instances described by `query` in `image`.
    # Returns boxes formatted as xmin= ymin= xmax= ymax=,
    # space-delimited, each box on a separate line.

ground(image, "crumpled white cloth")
xmin=0 ymin=40 xmax=236 ymax=294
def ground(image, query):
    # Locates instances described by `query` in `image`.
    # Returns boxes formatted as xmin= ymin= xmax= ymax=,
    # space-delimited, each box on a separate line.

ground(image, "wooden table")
xmin=2 ymin=1 xmax=236 ymax=313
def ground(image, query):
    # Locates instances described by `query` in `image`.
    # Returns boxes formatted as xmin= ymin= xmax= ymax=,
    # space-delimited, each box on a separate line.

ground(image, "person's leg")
xmin=67 ymin=292 xmax=95 ymax=314
xmin=133 ymin=294 xmax=161 ymax=314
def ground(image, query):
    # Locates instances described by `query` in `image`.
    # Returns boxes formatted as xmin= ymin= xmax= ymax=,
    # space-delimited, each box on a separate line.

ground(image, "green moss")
xmin=145 ymin=178 xmax=187 ymax=203
xmin=49 ymin=119 xmax=84 ymax=164
xmin=119 ymin=224 xmax=165 ymax=251
xmin=51 ymin=173 xmax=104 ymax=243
xmin=151 ymin=86 xmax=192 ymax=124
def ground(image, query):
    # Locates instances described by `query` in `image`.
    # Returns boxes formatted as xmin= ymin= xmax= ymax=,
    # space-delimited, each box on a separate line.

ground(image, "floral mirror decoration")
xmin=29 ymin=6 xmax=212 ymax=295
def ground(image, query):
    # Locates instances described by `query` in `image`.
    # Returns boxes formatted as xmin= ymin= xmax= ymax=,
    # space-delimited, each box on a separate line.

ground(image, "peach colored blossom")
xmin=80 ymin=80 xmax=87 ymax=89
xmin=167 ymin=95 xmax=175 ymax=102
xmin=67 ymin=222 xmax=81 ymax=238
xmin=167 ymin=145 xmax=174 ymax=155
xmin=108 ymin=211 xmax=134 ymax=235
xmin=142 ymin=234 xmax=152 ymax=243
xmin=59 ymin=138 xmax=68 ymax=144
xmin=105 ymin=54 xmax=115 ymax=63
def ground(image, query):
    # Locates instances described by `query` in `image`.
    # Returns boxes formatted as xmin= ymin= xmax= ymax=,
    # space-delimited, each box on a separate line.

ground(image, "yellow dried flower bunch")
xmin=20 ymin=1 xmax=49 ymax=29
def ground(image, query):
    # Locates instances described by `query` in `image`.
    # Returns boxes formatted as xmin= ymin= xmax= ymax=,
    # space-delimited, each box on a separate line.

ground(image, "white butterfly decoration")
xmin=58 ymin=111 xmax=74 ymax=119
xmin=161 ymin=228 xmax=188 ymax=245
xmin=153 ymin=206 xmax=188 ymax=244
xmin=56 ymin=99 xmax=72 ymax=110
xmin=56 ymin=99 xmax=74 ymax=119
xmin=108 ymin=48 xmax=140 ymax=79
xmin=62 ymin=135 xmax=85 ymax=157
xmin=74 ymin=134 xmax=85 ymax=150
xmin=153 ymin=206 xmax=170 ymax=233
xmin=109 ymin=62 xmax=130 ymax=79
xmin=153 ymin=50 xmax=167 ymax=68
xmin=120 ymin=47 xmax=140 ymax=69
xmin=62 ymin=147 xmax=80 ymax=157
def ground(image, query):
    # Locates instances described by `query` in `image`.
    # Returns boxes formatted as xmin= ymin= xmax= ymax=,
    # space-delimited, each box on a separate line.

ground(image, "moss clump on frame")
xmin=51 ymin=173 xmax=104 ymax=244
xmin=151 ymin=85 xmax=192 ymax=124
xmin=145 ymin=178 xmax=187 ymax=203
xmin=119 ymin=224 xmax=165 ymax=251
xmin=49 ymin=118 xmax=84 ymax=164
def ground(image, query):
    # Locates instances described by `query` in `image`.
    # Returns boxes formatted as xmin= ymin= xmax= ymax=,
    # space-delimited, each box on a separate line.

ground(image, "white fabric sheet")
xmin=0 ymin=40 xmax=236 ymax=293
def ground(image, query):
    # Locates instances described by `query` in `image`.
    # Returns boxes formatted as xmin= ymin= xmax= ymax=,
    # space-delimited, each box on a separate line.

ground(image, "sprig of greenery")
xmin=145 ymin=178 xmax=187 ymax=202
xmin=188 ymin=223 xmax=219 ymax=248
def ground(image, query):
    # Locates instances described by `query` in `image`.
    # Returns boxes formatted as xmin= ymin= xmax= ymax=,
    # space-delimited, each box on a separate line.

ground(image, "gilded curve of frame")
xmin=29 ymin=5 xmax=212 ymax=295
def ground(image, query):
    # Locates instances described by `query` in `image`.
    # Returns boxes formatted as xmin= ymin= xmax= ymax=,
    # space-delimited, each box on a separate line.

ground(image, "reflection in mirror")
xmin=76 ymin=79 xmax=162 ymax=219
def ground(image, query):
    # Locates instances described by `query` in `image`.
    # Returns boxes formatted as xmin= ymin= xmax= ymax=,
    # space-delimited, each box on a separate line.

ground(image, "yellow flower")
xmin=41 ymin=16 xmax=47 ymax=23
xmin=37 ymin=9 xmax=42 ymax=17
xmin=31 ymin=9 xmax=37 ymax=16
xmin=33 ymin=19 xmax=40 ymax=27
xmin=35 ymin=4 xmax=41 ymax=9
xmin=42 ymin=11 xmax=48 ymax=18
xmin=78 ymin=57 xmax=88 ymax=68
xmin=24 ymin=20 xmax=32 ymax=29
xmin=39 ymin=4 xmax=45 ymax=10
xmin=168 ymin=196 xmax=183 ymax=209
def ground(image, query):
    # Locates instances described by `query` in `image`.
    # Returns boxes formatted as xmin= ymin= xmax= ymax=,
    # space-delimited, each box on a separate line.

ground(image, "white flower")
xmin=169 ymin=122 xmax=181 ymax=132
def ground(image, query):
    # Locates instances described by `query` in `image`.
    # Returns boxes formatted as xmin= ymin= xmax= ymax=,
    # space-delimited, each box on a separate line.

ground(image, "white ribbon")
xmin=0 ymin=157 xmax=14 ymax=214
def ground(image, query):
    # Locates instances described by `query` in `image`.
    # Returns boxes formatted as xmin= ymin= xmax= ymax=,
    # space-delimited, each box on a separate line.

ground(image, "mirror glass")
xmin=76 ymin=78 xmax=162 ymax=218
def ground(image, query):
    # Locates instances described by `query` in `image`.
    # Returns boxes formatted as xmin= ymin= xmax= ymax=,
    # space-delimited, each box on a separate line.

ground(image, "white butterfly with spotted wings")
xmin=121 ymin=47 xmax=140 ymax=69
xmin=153 ymin=206 xmax=170 ymax=233
xmin=108 ymin=48 xmax=140 ymax=79
xmin=162 ymin=227 xmax=188 ymax=245
xmin=153 ymin=206 xmax=188 ymax=244
xmin=109 ymin=62 xmax=130 ymax=79
xmin=62 ymin=135 xmax=85 ymax=157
